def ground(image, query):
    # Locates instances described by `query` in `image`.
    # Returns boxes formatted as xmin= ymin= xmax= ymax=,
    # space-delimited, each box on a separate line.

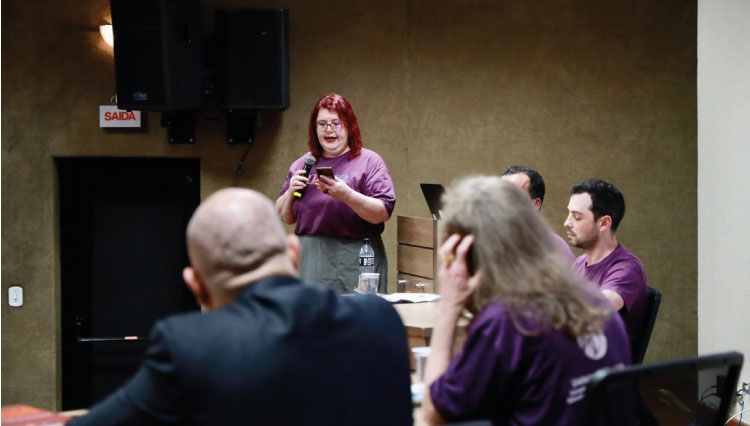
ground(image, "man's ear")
xmin=598 ymin=215 xmax=613 ymax=232
xmin=183 ymin=266 xmax=211 ymax=311
xmin=286 ymin=234 xmax=301 ymax=273
xmin=532 ymin=198 xmax=542 ymax=212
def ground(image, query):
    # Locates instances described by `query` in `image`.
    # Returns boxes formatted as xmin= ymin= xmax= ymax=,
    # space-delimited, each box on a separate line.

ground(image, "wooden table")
xmin=393 ymin=301 xmax=469 ymax=368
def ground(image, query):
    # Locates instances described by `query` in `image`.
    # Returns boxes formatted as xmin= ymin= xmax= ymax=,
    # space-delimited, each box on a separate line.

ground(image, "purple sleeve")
xmin=361 ymin=154 xmax=396 ymax=215
xmin=429 ymin=306 xmax=517 ymax=421
xmin=553 ymin=233 xmax=576 ymax=262
xmin=599 ymin=259 xmax=646 ymax=312
xmin=279 ymin=169 xmax=292 ymax=197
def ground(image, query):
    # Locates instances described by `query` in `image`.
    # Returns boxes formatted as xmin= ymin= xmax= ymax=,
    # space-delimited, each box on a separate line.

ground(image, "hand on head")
xmin=438 ymin=234 xmax=482 ymax=310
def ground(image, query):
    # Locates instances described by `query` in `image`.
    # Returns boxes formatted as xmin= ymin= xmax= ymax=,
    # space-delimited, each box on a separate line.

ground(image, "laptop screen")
xmin=420 ymin=183 xmax=445 ymax=220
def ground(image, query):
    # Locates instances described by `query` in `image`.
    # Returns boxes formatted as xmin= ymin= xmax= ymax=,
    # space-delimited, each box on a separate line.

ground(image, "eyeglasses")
xmin=316 ymin=121 xmax=343 ymax=131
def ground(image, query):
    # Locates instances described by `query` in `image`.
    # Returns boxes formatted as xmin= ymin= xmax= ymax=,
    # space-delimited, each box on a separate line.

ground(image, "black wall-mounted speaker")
xmin=215 ymin=9 xmax=290 ymax=110
xmin=111 ymin=0 xmax=203 ymax=111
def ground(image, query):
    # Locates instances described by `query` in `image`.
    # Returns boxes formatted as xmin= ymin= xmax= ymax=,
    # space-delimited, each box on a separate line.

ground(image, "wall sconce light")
xmin=100 ymin=24 xmax=114 ymax=48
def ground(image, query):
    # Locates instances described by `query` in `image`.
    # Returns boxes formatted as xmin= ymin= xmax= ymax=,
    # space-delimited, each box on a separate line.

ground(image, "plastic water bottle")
xmin=358 ymin=238 xmax=375 ymax=276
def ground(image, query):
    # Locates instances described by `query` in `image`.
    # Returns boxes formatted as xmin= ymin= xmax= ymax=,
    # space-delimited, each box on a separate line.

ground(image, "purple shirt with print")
xmin=279 ymin=148 xmax=396 ymax=239
xmin=573 ymin=244 xmax=648 ymax=353
xmin=430 ymin=302 xmax=630 ymax=425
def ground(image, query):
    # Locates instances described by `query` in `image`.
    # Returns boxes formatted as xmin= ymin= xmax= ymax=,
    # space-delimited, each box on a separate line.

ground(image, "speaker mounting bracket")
xmin=225 ymin=109 xmax=257 ymax=145
xmin=161 ymin=111 xmax=196 ymax=144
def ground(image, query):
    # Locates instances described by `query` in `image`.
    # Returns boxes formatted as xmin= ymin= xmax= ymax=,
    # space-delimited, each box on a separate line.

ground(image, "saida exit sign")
xmin=99 ymin=105 xmax=141 ymax=128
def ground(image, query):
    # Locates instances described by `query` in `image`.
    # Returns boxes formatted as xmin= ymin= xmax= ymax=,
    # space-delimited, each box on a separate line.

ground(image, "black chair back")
xmin=632 ymin=286 xmax=661 ymax=364
xmin=583 ymin=351 xmax=743 ymax=426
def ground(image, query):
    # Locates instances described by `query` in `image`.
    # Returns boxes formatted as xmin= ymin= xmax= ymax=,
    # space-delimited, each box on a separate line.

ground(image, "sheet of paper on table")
xmin=380 ymin=293 xmax=441 ymax=303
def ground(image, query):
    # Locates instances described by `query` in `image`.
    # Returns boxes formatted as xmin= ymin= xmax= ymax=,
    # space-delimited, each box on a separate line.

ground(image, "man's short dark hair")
xmin=501 ymin=165 xmax=545 ymax=204
xmin=570 ymin=178 xmax=625 ymax=232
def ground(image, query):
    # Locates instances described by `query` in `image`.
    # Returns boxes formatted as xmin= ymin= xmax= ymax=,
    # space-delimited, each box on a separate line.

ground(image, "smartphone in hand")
xmin=316 ymin=167 xmax=335 ymax=179
xmin=465 ymin=237 xmax=477 ymax=275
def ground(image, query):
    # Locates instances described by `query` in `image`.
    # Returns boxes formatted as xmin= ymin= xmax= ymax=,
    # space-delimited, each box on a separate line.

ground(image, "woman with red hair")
xmin=276 ymin=94 xmax=396 ymax=293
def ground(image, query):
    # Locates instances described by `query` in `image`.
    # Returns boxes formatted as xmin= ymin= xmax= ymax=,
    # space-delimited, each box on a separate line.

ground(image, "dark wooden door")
xmin=58 ymin=157 xmax=200 ymax=409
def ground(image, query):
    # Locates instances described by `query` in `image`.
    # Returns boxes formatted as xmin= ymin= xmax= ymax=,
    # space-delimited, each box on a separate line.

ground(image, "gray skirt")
xmin=298 ymin=235 xmax=388 ymax=293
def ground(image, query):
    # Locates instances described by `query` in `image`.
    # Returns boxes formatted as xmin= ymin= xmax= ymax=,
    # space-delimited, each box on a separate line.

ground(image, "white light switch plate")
xmin=8 ymin=286 xmax=23 ymax=307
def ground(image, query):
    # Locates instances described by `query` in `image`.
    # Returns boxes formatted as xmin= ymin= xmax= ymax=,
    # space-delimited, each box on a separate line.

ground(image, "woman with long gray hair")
xmin=421 ymin=176 xmax=630 ymax=425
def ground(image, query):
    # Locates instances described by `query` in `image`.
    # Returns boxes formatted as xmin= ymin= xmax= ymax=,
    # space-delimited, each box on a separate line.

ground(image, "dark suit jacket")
xmin=69 ymin=275 xmax=412 ymax=425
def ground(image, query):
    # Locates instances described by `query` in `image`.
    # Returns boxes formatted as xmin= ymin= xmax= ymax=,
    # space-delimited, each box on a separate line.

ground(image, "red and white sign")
xmin=99 ymin=105 xmax=142 ymax=128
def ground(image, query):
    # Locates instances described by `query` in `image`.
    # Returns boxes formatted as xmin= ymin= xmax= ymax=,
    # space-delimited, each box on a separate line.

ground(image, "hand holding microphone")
xmin=292 ymin=156 xmax=316 ymax=199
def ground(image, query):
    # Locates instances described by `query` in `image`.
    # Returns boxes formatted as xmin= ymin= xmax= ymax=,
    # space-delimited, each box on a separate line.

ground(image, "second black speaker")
xmin=215 ymin=9 xmax=290 ymax=110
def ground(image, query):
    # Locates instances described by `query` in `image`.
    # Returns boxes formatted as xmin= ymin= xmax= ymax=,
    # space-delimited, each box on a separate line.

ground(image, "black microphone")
xmin=293 ymin=155 xmax=317 ymax=199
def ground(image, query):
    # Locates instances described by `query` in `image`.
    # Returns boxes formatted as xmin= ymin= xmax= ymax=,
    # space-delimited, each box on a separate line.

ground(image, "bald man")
xmin=69 ymin=188 xmax=412 ymax=426
xmin=500 ymin=165 xmax=576 ymax=261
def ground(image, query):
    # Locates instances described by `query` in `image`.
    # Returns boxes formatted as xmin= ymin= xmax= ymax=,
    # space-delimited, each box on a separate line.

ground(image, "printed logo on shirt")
xmin=311 ymin=173 xmax=348 ymax=182
xmin=576 ymin=333 xmax=608 ymax=360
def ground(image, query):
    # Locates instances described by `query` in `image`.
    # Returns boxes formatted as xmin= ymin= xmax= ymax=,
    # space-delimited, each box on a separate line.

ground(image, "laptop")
xmin=420 ymin=183 xmax=445 ymax=220
xmin=583 ymin=351 xmax=744 ymax=426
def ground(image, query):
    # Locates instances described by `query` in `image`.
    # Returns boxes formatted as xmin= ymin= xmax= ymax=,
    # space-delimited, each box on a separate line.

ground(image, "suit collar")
xmin=237 ymin=274 xmax=300 ymax=298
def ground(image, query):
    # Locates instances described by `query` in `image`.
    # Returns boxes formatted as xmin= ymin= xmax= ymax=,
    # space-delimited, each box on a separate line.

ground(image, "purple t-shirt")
xmin=552 ymin=233 xmax=576 ymax=262
xmin=573 ymin=244 xmax=648 ymax=351
xmin=430 ymin=302 xmax=630 ymax=425
xmin=279 ymin=148 xmax=396 ymax=239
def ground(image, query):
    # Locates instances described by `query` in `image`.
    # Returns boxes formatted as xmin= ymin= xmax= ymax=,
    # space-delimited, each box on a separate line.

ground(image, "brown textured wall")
xmin=1 ymin=0 xmax=696 ymax=409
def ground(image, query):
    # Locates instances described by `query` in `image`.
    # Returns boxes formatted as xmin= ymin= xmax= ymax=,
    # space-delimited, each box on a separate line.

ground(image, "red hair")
xmin=307 ymin=94 xmax=363 ymax=160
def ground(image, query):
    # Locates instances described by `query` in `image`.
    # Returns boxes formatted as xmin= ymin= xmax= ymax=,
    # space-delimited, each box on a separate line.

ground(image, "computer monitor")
xmin=420 ymin=183 xmax=445 ymax=220
xmin=584 ymin=351 xmax=743 ymax=426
